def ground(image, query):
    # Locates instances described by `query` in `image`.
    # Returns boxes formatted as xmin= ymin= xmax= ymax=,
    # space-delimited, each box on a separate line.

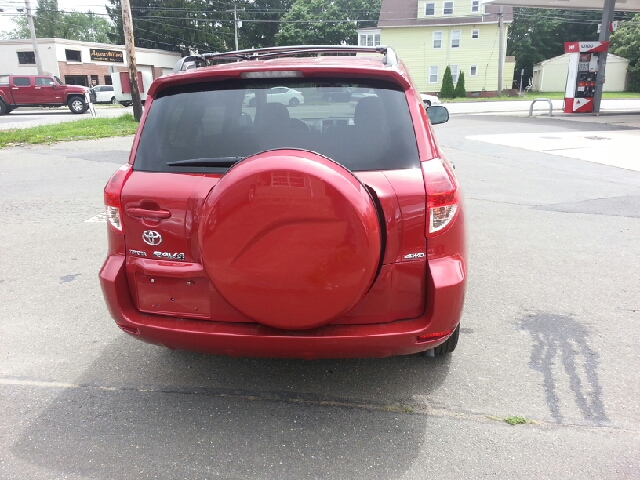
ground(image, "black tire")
xmin=433 ymin=324 xmax=460 ymax=356
xmin=0 ymin=100 xmax=7 ymax=115
xmin=421 ymin=324 xmax=460 ymax=357
xmin=111 ymin=96 xmax=118 ymax=104
xmin=289 ymin=97 xmax=300 ymax=107
xmin=68 ymin=96 xmax=87 ymax=114
xmin=425 ymin=100 xmax=432 ymax=107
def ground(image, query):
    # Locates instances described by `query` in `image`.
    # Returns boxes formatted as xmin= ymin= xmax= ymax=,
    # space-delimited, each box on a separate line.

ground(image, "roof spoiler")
xmin=172 ymin=45 xmax=398 ymax=73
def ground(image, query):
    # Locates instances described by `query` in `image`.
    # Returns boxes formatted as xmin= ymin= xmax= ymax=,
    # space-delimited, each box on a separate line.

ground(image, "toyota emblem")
xmin=142 ymin=230 xmax=162 ymax=246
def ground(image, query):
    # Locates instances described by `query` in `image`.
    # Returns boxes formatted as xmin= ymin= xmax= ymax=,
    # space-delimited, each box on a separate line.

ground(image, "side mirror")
xmin=52 ymin=83 xmax=57 ymax=90
xmin=426 ymin=105 xmax=449 ymax=125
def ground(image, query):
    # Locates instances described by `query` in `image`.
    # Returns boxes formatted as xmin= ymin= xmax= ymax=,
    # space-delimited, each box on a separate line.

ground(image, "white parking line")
xmin=467 ymin=130 xmax=640 ymax=172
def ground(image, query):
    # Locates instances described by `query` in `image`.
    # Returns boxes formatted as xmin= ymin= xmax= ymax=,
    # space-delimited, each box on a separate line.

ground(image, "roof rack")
xmin=172 ymin=45 xmax=398 ymax=73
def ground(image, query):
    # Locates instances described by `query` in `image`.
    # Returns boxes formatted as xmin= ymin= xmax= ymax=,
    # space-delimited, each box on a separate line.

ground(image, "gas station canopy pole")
xmin=593 ymin=0 xmax=616 ymax=113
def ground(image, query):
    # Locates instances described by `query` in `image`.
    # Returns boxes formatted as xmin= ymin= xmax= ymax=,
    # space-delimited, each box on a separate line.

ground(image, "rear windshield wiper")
xmin=166 ymin=157 xmax=245 ymax=167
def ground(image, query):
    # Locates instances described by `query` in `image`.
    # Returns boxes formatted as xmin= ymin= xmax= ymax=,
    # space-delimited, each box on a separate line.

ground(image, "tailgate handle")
xmin=126 ymin=207 xmax=171 ymax=219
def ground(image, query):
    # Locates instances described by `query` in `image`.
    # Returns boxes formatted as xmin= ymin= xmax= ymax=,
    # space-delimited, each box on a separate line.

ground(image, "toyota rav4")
xmin=99 ymin=45 xmax=466 ymax=359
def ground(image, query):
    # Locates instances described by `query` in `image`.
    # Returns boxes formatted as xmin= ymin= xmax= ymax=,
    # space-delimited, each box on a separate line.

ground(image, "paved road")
xmin=1 ymin=114 xmax=639 ymax=479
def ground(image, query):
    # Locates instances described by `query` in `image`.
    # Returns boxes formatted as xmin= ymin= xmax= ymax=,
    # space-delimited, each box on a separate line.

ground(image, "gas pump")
xmin=564 ymin=41 xmax=609 ymax=113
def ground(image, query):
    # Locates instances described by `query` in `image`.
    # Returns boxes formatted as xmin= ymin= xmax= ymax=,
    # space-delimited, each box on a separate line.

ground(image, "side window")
xmin=433 ymin=31 xmax=443 ymax=49
xmin=472 ymin=0 xmax=480 ymax=12
xmin=450 ymin=65 xmax=459 ymax=84
xmin=425 ymin=2 xmax=435 ymax=15
xmin=471 ymin=29 xmax=479 ymax=39
xmin=451 ymin=30 xmax=461 ymax=48
xmin=36 ymin=77 xmax=55 ymax=86
xmin=429 ymin=66 xmax=439 ymax=83
xmin=17 ymin=51 xmax=35 ymax=65
xmin=443 ymin=1 xmax=454 ymax=15
xmin=470 ymin=65 xmax=478 ymax=77
xmin=65 ymin=49 xmax=82 ymax=62
xmin=13 ymin=77 xmax=31 ymax=86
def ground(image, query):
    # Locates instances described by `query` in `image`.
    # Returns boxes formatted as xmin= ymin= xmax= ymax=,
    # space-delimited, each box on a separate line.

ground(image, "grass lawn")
xmin=0 ymin=114 xmax=139 ymax=149
xmin=442 ymin=91 xmax=640 ymax=102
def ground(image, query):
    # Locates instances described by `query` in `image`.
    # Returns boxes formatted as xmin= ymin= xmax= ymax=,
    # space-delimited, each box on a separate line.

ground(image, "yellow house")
xmin=359 ymin=0 xmax=515 ymax=95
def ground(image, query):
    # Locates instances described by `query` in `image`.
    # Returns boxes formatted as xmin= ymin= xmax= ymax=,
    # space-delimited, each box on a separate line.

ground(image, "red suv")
xmin=99 ymin=46 xmax=466 ymax=359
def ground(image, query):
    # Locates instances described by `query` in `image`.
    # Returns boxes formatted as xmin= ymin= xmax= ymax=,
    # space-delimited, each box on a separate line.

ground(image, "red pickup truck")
xmin=0 ymin=74 xmax=89 ymax=115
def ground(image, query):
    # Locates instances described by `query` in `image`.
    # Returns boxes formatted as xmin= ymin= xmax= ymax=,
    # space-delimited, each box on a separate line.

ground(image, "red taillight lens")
xmin=104 ymin=164 xmax=132 ymax=234
xmin=422 ymin=158 xmax=458 ymax=237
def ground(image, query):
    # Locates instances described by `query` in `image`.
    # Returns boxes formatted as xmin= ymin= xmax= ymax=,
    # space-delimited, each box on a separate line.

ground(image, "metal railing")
xmin=529 ymin=98 xmax=553 ymax=117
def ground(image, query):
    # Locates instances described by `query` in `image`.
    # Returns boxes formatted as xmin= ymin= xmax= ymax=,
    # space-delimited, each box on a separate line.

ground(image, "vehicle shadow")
xmin=12 ymin=338 xmax=452 ymax=479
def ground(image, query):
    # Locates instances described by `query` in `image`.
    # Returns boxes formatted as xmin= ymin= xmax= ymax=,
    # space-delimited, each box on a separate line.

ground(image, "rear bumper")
xmin=99 ymin=254 xmax=465 ymax=359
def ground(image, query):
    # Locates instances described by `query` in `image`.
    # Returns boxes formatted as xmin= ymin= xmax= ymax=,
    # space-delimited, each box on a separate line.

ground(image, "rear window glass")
xmin=134 ymin=78 xmax=419 ymax=173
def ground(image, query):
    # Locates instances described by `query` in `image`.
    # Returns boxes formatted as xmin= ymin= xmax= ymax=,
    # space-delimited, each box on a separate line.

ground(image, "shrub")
xmin=440 ymin=66 xmax=456 ymax=98
xmin=455 ymin=71 xmax=467 ymax=98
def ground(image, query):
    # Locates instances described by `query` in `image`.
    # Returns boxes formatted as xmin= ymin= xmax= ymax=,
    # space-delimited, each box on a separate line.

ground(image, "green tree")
xmin=1 ymin=0 xmax=111 ymax=42
xmin=610 ymin=14 xmax=640 ymax=92
xmin=440 ymin=66 xmax=455 ymax=98
xmin=454 ymin=71 xmax=466 ymax=98
xmin=275 ymin=0 xmax=380 ymax=46
xmin=107 ymin=0 xmax=232 ymax=53
xmin=237 ymin=0 xmax=295 ymax=49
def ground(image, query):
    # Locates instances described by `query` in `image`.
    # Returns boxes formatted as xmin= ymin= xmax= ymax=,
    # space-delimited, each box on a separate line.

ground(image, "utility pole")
xmin=25 ymin=0 xmax=43 ymax=75
xmin=497 ymin=6 xmax=504 ymax=97
xmin=121 ymin=0 xmax=143 ymax=121
xmin=593 ymin=0 xmax=616 ymax=114
xmin=226 ymin=7 xmax=244 ymax=51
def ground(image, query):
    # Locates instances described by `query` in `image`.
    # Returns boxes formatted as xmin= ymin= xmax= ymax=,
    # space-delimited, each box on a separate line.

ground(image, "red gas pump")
xmin=564 ymin=41 xmax=609 ymax=113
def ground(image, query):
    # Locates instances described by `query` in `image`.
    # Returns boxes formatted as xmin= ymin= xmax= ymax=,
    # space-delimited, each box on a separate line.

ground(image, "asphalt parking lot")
xmin=1 ymin=105 xmax=639 ymax=479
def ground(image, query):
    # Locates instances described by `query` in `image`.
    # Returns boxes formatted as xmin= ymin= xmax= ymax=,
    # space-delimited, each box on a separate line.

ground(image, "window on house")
xmin=472 ymin=1 xmax=480 ymax=12
xmin=433 ymin=31 xmax=443 ymax=49
xmin=443 ymin=1 xmax=454 ymax=15
xmin=450 ymin=65 xmax=459 ymax=83
xmin=104 ymin=75 xmax=113 ymax=85
xmin=91 ymin=75 xmax=99 ymax=86
xmin=13 ymin=77 xmax=31 ymax=86
xmin=425 ymin=2 xmax=435 ymax=15
xmin=470 ymin=65 xmax=478 ymax=77
xmin=17 ymin=51 xmax=35 ymax=65
xmin=359 ymin=33 xmax=380 ymax=46
xmin=451 ymin=30 xmax=461 ymax=48
xmin=65 ymin=49 xmax=82 ymax=62
xmin=472 ymin=29 xmax=479 ymax=39
xmin=429 ymin=66 xmax=439 ymax=83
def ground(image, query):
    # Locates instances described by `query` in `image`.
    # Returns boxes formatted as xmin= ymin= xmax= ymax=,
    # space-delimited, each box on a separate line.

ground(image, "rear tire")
xmin=111 ymin=96 xmax=118 ymax=104
xmin=425 ymin=100 xmax=432 ymax=107
xmin=68 ymin=96 xmax=87 ymax=114
xmin=289 ymin=97 xmax=300 ymax=107
xmin=0 ymin=100 xmax=7 ymax=115
xmin=423 ymin=324 xmax=460 ymax=357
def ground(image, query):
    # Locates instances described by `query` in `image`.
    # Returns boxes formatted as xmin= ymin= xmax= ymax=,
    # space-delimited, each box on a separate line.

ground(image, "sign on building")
xmin=90 ymin=49 xmax=124 ymax=63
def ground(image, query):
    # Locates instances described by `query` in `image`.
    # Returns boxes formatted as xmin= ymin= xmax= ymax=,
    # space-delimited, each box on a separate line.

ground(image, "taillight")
xmin=104 ymin=164 xmax=132 ymax=234
xmin=422 ymin=158 xmax=458 ymax=237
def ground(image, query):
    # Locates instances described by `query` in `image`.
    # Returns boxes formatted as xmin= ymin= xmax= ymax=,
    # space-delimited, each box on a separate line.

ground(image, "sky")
xmin=0 ymin=1 xmax=109 ymax=36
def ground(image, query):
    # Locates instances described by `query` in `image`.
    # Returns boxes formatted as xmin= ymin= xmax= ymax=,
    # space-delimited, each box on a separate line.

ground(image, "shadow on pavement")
xmin=12 ymin=338 xmax=452 ymax=479
xmin=520 ymin=311 xmax=608 ymax=425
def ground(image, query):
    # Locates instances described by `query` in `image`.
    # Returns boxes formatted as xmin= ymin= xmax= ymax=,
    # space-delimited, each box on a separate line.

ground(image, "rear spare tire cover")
xmin=199 ymin=149 xmax=382 ymax=330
